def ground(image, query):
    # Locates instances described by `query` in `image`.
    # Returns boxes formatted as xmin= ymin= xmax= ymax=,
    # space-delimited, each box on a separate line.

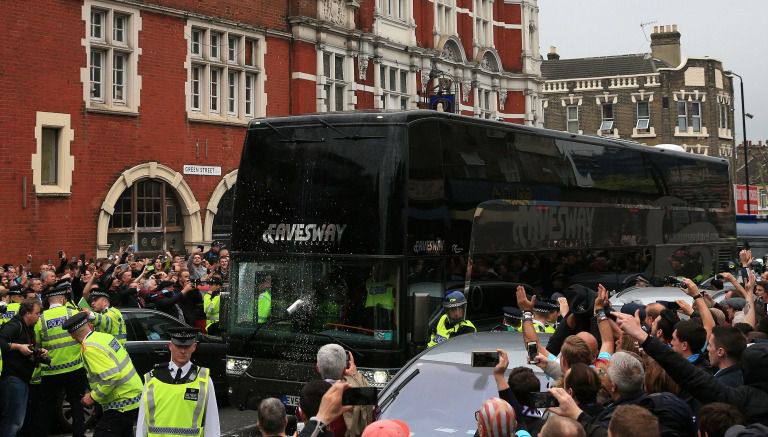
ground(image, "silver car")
xmin=378 ymin=332 xmax=551 ymax=435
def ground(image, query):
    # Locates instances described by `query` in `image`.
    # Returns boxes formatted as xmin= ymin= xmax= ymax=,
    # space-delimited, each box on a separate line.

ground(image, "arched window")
xmin=107 ymin=179 xmax=184 ymax=253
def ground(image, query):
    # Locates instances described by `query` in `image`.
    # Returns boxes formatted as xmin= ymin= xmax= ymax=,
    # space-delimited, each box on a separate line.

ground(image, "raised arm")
xmin=594 ymin=284 xmax=614 ymax=355
xmin=683 ymin=278 xmax=715 ymax=338
xmin=742 ymin=269 xmax=757 ymax=328
xmin=516 ymin=285 xmax=547 ymax=356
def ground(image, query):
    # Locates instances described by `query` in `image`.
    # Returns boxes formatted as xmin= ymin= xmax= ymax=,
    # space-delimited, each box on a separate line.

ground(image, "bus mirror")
xmin=219 ymin=291 xmax=230 ymax=337
xmin=412 ymin=293 xmax=430 ymax=345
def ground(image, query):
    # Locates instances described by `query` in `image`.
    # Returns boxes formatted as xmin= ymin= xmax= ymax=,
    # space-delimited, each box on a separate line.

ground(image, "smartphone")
xmin=529 ymin=392 xmax=559 ymax=408
xmin=471 ymin=351 xmax=499 ymax=367
xmin=342 ymin=387 xmax=378 ymax=406
xmin=58 ymin=250 xmax=63 ymax=258
xmin=146 ymin=265 xmax=155 ymax=272
xmin=527 ymin=342 xmax=538 ymax=363
xmin=666 ymin=301 xmax=680 ymax=312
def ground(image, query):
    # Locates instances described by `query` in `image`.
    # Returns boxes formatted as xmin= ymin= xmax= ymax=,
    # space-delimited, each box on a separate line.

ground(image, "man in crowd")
xmin=35 ymin=282 xmax=88 ymax=437
xmin=0 ymin=299 xmax=47 ymax=437
xmin=315 ymin=343 xmax=373 ymax=435
xmin=62 ymin=312 xmax=142 ymax=437
xmin=708 ymin=326 xmax=746 ymax=386
xmin=428 ymin=290 xmax=476 ymax=347
xmin=136 ymin=326 xmax=220 ymax=437
xmin=257 ymin=398 xmax=288 ymax=437
xmin=0 ymin=285 xmax=24 ymax=325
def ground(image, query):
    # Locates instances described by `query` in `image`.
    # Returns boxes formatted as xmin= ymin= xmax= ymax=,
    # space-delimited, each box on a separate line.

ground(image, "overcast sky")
xmin=538 ymin=0 xmax=768 ymax=144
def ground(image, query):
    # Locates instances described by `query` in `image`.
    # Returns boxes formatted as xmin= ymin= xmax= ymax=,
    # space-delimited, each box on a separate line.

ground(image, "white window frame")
xmin=378 ymin=64 xmax=410 ymax=110
xmin=436 ymin=0 xmax=456 ymax=36
xmin=636 ymin=101 xmax=650 ymax=130
xmin=319 ymin=51 xmax=348 ymax=112
xmin=677 ymin=101 xmax=688 ymax=131
xmin=186 ymin=21 xmax=265 ymax=124
xmin=691 ymin=101 xmax=702 ymax=133
xmin=600 ymin=103 xmax=614 ymax=132
xmin=379 ymin=0 xmax=410 ymax=21
xmin=566 ymin=105 xmax=579 ymax=134
xmin=474 ymin=0 xmax=493 ymax=48
xmin=82 ymin=1 xmax=142 ymax=114
xmin=32 ymin=112 xmax=75 ymax=197
xmin=477 ymin=88 xmax=493 ymax=119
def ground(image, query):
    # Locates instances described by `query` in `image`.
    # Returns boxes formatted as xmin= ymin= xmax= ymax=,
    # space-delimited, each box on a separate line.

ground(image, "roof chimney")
xmin=650 ymin=24 xmax=681 ymax=67
xmin=547 ymin=46 xmax=560 ymax=60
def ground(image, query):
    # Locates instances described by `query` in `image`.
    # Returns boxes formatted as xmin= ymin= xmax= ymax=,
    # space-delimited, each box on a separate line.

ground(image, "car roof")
xmin=414 ymin=331 xmax=552 ymax=368
xmin=610 ymin=286 xmax=727 ymax=308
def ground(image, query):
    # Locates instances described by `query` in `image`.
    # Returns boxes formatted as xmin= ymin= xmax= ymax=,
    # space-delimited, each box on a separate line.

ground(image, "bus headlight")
xmin=358 ymin=368 xmax=396 ymax=387
xmin=226 ymin=356 xmax=253 ymax=376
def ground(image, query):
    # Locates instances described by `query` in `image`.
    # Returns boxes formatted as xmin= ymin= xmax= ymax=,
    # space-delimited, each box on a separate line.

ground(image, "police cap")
xmin=533 ymin=299 xmax=559 ymax=314
xmin=502 ymin=306 xmax=523 ymax=320
xmin=44 ymin=280 xmax=72 ymax=299
xmin=168 ymin=327 xmax=199 ymax=346
xmin=61 ymin=312 xmax=89 ymax=333
xmin=7 ymin=285 xmax=23 ymax=296
xmin=88 ymin=287 xmax=111 ymax=303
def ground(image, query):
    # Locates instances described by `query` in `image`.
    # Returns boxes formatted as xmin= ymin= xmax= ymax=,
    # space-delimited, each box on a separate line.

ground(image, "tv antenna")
xmin=640 ymin=20 xmax=658 ymax=42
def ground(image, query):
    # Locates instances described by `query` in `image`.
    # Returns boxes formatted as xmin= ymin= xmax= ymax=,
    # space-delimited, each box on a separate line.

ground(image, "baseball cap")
xmin=361 ymin=419 xmax=411 ymax=437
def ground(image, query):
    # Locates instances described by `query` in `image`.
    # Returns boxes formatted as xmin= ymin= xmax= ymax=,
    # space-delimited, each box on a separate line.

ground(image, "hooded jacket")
xmin=642 ymin=335 xmax=768 ymax=425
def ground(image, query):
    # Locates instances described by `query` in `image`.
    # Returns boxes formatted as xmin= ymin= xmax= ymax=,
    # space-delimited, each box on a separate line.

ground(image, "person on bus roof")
xmin=428 ymin=290 xmax=476 ymax=348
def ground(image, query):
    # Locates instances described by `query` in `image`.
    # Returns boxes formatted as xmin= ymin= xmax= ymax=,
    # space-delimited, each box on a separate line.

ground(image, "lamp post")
xmin=725 ymin=70 xmax=751 ymax=215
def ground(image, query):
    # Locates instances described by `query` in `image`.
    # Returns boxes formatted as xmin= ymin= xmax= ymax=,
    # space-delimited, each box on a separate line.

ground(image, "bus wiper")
xmin=378 ymin=368 xmax=419 ymax=411
xmin=250 ymin=119 xmax=325 ymax=143
xmin=312 ymin=331 xmax=364 ymax=360
xmin=314 ymin=116 xmax=385 ymax=141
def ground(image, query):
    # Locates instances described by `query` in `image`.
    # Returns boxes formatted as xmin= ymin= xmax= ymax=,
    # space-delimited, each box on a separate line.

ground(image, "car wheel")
xmin=56 ymin=391 xmax=98 ymax=432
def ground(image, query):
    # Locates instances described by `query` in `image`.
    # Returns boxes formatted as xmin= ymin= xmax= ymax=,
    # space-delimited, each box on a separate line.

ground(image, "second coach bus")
xmin=223 ymin=110 xmax=735 ymax=409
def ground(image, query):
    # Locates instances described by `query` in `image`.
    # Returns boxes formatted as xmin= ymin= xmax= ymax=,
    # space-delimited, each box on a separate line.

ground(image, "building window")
xmin=760 ymin=189 xmax=768 ymax=210
xmin=379 ymin=65 xmax=409 ymax=110
xmin=41 ymin=128 xmax=59 ymax=186
xmin=84 ymin=2 xmax=140 ymax=112
xmin=436 ymin=0 xmax=456 ymax=35
xmin=187 ymin=22 xmax=264 ymax=123
xmin=381 ymin=0 xmax=408 ymax=20
xmin=677 ymin=101 xmax=688 ymax=131
xmin=600 ymin=104 xmax=614 ymax=132
xmin=474 ymin=0 xmax=492 ymax=47
xmin=477 ymin=88 xmax=493 ymax=119
xmin=719 ymin=103 xmax=729 ymax=129
xmin=108 ymin=180 xmax=184 ymax=253
xmin=566 ymin=106 xmax=579 ymax=133
xmin=636 ymin=101 xmax=650 ymax=130
xmin=33 ymin=112 xmax=75 ymax=196
xmin=322 ymin=52 xmax=347 ymax=112
xmin=691 ymin=101 xmax=702 ymax=133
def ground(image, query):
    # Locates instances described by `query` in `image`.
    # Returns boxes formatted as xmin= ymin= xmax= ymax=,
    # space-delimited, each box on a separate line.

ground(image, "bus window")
xmin=231 ymin=258 xmax=401 ymax=347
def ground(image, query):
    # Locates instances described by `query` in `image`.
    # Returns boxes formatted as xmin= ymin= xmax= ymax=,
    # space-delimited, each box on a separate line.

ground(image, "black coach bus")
xmin=224 ymin=110 xmax=735 ymax=409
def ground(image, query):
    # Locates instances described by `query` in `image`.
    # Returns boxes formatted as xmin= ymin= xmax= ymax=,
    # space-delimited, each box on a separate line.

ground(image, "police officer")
xmin=531 ymin=299 xmax=559 ymax=333
xmin=203 ymin=277 xmax=222 ymax=335
xmin=491 ymin=306 xmax=523 ymax=332
xmin=256 ymin=273 xmax=272 ymax=324
xmin=364 ymin=263 xmax=395 ymax=341
xmin=62 ymin=311 xmax=143 ymax=437
xmin=136 ymin=327 xmax=220 ymax=437
xmin=0 ymin=285 xmax=24 ymax=325
xmin=35 ymin=281 xmax=88 ymax=437
xmin=428 ymin=290 xmax=476 ymax=347
xmin=86 ymin=287 xmax=127 ymax=346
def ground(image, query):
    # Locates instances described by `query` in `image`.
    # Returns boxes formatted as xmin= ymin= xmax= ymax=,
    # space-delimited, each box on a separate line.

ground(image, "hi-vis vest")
xmin=82 ymin=331 xmax=143 ymax=411
xmin=35 ymin=305 xmax=83 ymax=376
xmin=204 ymin=293 xmax=220 ymax=329
xmin=364 ymin=280 xmax=394 ymax=310
xmin=92 ymin=307 xmax=127 ymax=346
xmin=0 ymin=302 xmax=20 ymax=325
xmin=257 ymin=289 xmax=271 ymax=324
xmin=428 ymin=314 xmax=476 ymax=348
xmin=143 ymin=365 xmax=211 ymax=437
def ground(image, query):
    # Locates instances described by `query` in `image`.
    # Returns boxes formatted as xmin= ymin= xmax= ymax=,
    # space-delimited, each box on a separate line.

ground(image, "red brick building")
xmin=0 ymin=0 xmax=540 ymax=261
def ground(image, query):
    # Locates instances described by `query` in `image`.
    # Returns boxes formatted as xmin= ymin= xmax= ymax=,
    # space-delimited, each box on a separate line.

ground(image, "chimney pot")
xmin=547 ymin=46 xmax=560 ymax=60
xmin=653 ymin=25 xmax=659 ymax=33
xmin=672 ymin=24 xmax=677 ymax=32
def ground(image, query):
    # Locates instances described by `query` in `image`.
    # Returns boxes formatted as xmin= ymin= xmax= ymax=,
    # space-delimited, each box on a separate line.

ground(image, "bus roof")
xmin=247 ymin=110 xmax=728 ymax=165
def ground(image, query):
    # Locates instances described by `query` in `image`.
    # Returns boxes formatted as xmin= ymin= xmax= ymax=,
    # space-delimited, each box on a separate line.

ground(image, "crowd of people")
xmin=253 ymin=249 xmax=768 ymax=437
xmin=0 ymin=243 xmax=228 ymax=436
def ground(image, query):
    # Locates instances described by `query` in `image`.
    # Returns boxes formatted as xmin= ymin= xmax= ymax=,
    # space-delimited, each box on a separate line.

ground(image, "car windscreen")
xmin=379 ymin=360 xmax=549 ymax=435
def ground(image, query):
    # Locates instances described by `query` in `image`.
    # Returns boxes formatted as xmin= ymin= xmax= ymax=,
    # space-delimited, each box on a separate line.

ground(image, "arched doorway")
xmin=97 ymin=162 xmax=203 ymax=258
xmin=204 ymin=169 xmax=238 ymax=247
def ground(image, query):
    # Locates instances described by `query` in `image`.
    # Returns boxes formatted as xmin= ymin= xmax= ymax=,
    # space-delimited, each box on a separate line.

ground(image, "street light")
xmin=725 ymin=70 xmax=751 ymax=215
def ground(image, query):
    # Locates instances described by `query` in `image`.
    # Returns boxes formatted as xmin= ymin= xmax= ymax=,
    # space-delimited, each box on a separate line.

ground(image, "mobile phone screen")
xmin=527 ymin=342 xmax=538 ymax=363
xmin=342 ymin=387 xmax=378 ymax=406
xmin=529 ymin=392 xmax=559 ymax=408
xmin=471 ymin=351 xmax=500 ymax=367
